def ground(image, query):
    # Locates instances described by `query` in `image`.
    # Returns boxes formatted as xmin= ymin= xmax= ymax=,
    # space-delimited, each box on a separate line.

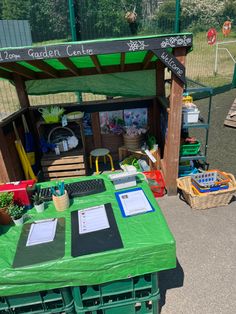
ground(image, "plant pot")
xmin=35 ymin=202 xmax=45 ymax=213
xmin=123 ymin=134 xmax=144 ymax=150
xmin=0 ymin=207 xmax=12 ymax=225
xmin=13 ymin=216 xmax=24 ymax=226
xmin=52 ymin=190 xmax=70 ymax=212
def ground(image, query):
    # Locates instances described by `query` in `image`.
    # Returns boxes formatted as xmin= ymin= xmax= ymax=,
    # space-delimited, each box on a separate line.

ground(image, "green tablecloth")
xmin=0 ymin=174 xmax=176 ymax=296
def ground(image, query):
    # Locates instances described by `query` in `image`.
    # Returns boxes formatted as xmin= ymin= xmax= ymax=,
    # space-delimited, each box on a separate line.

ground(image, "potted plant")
xmin=0 ymin=192 xmax=14 ymax=225
xmin=32 ymin=191 xmax=45 ymax=213
xmin=123 ymin=125 xmax=147 ymax=150
xmin=7 ymin=204 xmax=24 ymax=226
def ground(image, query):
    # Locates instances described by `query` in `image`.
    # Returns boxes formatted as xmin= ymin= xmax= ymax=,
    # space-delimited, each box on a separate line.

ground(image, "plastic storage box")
xmin=0 ymin=288 xmax=74 ymax=314
xmin=191 ymin=170 xmax=230 ymax=193
xmin=72 ymin=273 xmax=159 ymax=312
xmin=75 ymin=296 xmax=160 ymax=314
xmin=143 ymin=170 xmax=165 ymax=197
xmin=180 ymin=141 xmax=201 ymax=156
xmin=182 ymin=107 xmax=200 ymax=124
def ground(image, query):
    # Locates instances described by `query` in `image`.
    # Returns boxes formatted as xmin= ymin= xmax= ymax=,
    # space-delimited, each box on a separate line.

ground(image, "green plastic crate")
xmin=72 ymin=273 xmax=159 ymax=311
xmin=75 ymin=295 xmax=160 ymax=314
xmin=180 ymin=141 xmax=201 ymax=156
xmin=0 ymin=288 xmax=74 ymax=314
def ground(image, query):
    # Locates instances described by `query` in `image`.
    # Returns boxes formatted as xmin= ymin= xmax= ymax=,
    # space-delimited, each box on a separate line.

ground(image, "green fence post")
xmin=69 ymin=0 xmax=77 ymax=41
xmin=175 ymin=0 xmax=181 ymax=33
xmin=232 ymin=64 xmax=236 ymax=88
xmin=68 ymin=0 xmax=83 ymax=103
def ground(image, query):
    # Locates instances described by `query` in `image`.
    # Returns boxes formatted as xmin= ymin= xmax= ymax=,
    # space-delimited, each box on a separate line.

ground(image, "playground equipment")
xmin=214 ymin=40 xmax=236 ymax=75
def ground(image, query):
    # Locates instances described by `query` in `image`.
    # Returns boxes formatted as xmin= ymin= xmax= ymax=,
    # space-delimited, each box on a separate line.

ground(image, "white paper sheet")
xmin=118 ymin=189 xmax=153 ymax=216
xmin=78 ymin=205 xmax=110 ymax=234
xmin=26 ymin=219 xmax=58 ymax=247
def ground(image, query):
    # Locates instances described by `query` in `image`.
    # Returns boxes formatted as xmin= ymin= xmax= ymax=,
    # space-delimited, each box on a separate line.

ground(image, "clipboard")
xmin=115 ymin=187 xmax=155 ymax=217
xmin=71 ymin=203 xmax=123 ymax=257
xmin=12 ymin=218 xmax=65 ymax=268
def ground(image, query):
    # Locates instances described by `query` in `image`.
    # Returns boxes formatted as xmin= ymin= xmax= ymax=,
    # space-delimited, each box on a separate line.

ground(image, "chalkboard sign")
xmin=153 ymin=49 xmax=186 ymax=84
xmin=0 ymin=34 xmax=192 ymax=64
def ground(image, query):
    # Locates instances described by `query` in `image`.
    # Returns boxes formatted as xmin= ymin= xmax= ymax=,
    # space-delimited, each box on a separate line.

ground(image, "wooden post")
xmin=156 ymin=60 xmax=165 ymax=97
xmin=91 ymin=112 xmax=102 ymax=147
xmin=163 ymin=47 xmax=186 ymax=195
xmin=13 ymin=73 xmax=30 ymax=109
xmin=0 ymin=128 xmax=15 ymax=182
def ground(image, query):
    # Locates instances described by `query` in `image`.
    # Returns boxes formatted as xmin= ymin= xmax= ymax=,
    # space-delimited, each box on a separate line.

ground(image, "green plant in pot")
xmin=32 ymin=192 xmax=45 ymax=213
xmin=7 ymin=204 xmax=24 ymax=226
xmin=0 ymin=192 xmax=14 ymax=225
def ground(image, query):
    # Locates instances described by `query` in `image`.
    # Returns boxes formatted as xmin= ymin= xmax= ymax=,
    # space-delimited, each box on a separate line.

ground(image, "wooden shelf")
xmin=38 ymin=121 xmax=87 ymax=180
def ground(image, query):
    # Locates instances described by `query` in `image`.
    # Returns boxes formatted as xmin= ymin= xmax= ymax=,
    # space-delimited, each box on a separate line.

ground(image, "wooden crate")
xmin=41 ymin=151 xmax=86 ymax=180
xmin=118 ymin=146 xmax=161 ymax=170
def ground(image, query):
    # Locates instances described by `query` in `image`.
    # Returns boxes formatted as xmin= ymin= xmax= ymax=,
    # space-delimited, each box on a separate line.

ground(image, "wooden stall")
xmin=0 ymin=33 xmax=193 ymax=195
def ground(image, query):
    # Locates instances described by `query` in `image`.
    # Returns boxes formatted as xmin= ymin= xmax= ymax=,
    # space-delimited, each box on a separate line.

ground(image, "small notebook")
xmin=71 ymin=203 xmax=123 ymax=257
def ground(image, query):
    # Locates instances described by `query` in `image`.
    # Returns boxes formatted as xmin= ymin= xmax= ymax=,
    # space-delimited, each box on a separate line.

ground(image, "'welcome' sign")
xmin=152 ymin=49 xmax=186 ymax=84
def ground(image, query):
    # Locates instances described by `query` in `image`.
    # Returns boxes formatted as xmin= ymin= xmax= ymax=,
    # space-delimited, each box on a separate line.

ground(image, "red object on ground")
xmin=207 ymin=28 xmax=217 ymax=45
xmin=143 ymin=170 xmax=166 ymax=198
xmin=0 ymin=180 xmax=36 ymax=208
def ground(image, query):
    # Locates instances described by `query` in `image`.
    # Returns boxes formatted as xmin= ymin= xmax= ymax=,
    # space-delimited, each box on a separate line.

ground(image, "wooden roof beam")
xmin=120 ymin=52 xmax=125 ymax=71
xmin=90 ymin=55 xmax=102 ymax=73
xmin=58 ymin=58 xmax=80 ymax=76
xmin=26 ymin=60 xmax=59 ymax=78
xmin=142 ymin=51 xmax=154 ymax=70
xmin=0 ymin=68 xmax=13 ymax=80
xmin=0 ymin=62 xmax=36 ymax=80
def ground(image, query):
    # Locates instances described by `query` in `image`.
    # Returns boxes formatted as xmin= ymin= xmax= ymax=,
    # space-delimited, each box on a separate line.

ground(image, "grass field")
xmin=0 ymin=31 xmax=236 ymax=119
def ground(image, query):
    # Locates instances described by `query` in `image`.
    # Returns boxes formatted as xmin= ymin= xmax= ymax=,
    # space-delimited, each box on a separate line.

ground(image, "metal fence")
xmin=0 ymin=0 xmax=236 ymax=120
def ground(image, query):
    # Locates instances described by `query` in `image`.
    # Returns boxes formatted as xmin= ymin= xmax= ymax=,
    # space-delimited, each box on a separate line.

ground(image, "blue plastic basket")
xmin=191 ymin=170 xmax=230 ymax=193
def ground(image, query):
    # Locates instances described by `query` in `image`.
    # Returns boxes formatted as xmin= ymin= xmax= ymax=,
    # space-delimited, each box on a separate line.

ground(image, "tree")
xmin=153 ymin=0 xmax=176 ymax=33
xmin=2 ymin=0 xmax=30 ymax=19
xmin=181 ymin=0 xmax=225 ymax=31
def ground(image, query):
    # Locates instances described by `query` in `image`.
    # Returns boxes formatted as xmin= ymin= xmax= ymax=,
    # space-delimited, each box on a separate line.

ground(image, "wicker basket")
xmin=177 ymin=172 xmax=236 ymax=210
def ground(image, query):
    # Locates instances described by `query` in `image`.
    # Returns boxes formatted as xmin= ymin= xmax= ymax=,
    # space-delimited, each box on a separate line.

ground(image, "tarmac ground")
xmin=158 ymin=194 xmax=236 ymax=314
xmin=158 ymin=89 xmax=236 ymax=314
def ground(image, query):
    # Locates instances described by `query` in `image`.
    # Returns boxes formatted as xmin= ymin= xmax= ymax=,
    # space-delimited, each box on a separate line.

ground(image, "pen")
xmin=34 ymin=218 xmax=55 ymax=224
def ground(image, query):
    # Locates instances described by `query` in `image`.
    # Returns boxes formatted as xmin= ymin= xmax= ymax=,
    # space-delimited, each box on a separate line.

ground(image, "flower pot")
xmin=35 ymin=202 xmax=45 ymax=213
xmin=0 ymin=207 xmax=12 ymax=225
xmin=13 ymin=216 xmax=24 ymax=226
xmin=123 ymin=134 xmax=144 ymax=150
xmin=52 ymin=190 xmax=70 ymax=212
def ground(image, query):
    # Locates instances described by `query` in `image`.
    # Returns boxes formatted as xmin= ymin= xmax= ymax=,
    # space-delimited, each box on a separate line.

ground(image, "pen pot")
xmin=52 ymin=190 xmax=70 ymax=211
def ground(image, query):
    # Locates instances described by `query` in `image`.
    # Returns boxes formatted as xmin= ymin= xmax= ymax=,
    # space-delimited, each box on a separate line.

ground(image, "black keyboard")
xmin=40 ymin=179 xmax=106 ymax=201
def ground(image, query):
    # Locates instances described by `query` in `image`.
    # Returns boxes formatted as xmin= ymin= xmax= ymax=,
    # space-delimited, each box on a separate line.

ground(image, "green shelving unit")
xmin=180 ymin=81 xmax=213 ymax=168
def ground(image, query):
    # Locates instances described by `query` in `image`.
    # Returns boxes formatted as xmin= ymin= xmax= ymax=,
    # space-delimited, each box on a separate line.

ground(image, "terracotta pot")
xmin=0 ymin=207 xmax=12 ymax=225
xmin=123 ymin=134 xmax=144 ymax=150
xmin=52 ymin=190 xmax=70 ymax=212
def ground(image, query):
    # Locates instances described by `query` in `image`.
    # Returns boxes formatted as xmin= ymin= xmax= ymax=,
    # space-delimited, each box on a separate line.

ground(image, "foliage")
xmin=124 ymin=125 xmax=147 ymax=136
xmin=221 ymin=0 xmax=236 ymax=22
xmin=1 ymin=0 xmax=69 ymax=42
xmin=32 ymin=191 xmax=44 ymax=206
xmin=181 ymin=0 xmax=225 ymax=31
xmin=0 ymin=192 xmax=14 ymax=208
xmin=152 ymin=0 xmax=176 ymax=33
xmin=7 ymin=204 xmax=24 ymax=220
